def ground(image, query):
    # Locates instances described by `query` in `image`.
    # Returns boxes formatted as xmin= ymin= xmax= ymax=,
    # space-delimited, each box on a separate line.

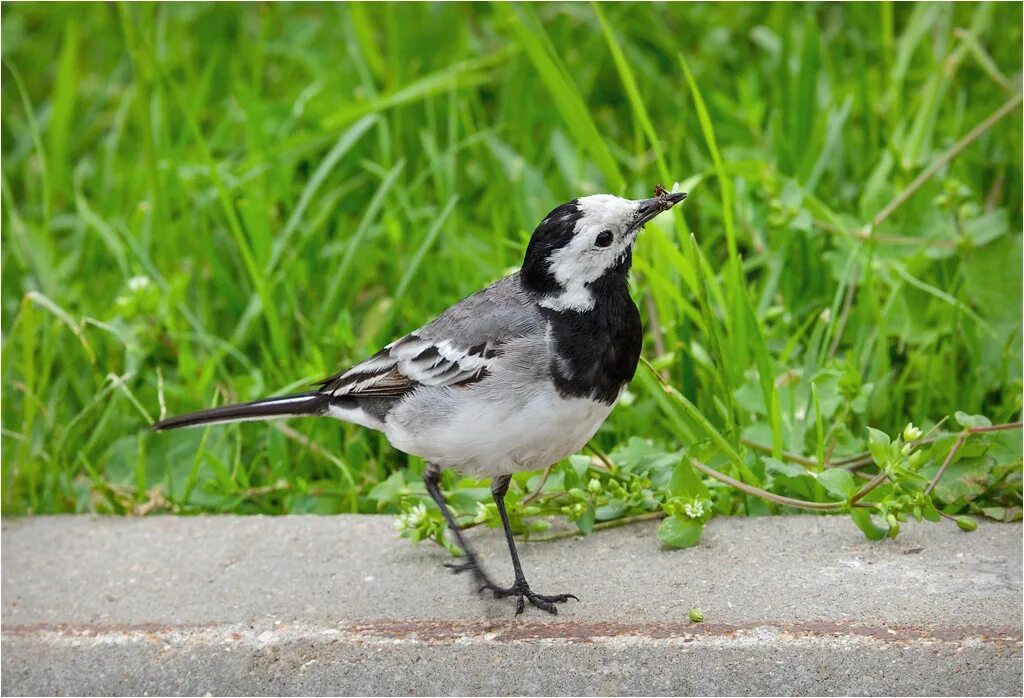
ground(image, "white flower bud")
xmin=903 ymin=423 xmax=923 ymax=442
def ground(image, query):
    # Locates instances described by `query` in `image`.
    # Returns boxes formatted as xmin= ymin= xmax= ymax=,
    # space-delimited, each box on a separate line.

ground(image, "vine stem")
xmin=741 ymin=437 xmax=824 ymax=467
xmin=924 ymin=421 xmax=1023 ymax=495
xmin=528 ymin=512 xmax=666 ymax=542
xmin=813 ymin=218 xmax=958 ymax=248
xmin=520 ymin=464 xmax=554 ymax=506
xmin=849 ymin=470 xmax=888 ymax=505
xmin=584 ymin=443 xmax=614 ymax=470
xmin=513 ymin=413 xmax=1018 ymax=541
xmin=869 ymin=91 xmax=1023 ymax=232
xmin=688 ymin=458 xmax=849 ymax=511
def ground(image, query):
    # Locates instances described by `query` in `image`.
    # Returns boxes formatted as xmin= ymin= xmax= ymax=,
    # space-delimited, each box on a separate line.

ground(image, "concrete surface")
xmin=1 ymin=514 xmax=1020 ymax=696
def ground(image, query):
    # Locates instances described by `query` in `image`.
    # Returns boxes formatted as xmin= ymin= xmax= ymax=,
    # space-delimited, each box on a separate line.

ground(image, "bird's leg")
xmin=422 ymin=464 xmax=500 ymax=592
xmin=486 ymin=474 xmax=579 ymax=616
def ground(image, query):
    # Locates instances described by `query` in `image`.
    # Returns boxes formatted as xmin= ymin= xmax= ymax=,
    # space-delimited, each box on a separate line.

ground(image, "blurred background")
xmin=2 ymin=3 xmax=1021 ymax=523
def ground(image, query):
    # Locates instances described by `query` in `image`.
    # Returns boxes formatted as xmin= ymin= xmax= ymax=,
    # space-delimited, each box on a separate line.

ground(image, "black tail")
xmin=152 ymin=391 xmax=330 ymax=430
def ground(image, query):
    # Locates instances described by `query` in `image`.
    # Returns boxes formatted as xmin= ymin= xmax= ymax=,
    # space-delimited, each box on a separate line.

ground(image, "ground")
xmin=2 ymin=515 xmax=1020 ymax=695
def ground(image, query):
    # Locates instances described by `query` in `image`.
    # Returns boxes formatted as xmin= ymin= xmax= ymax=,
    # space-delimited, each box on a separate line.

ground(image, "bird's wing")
xmin=317 ymin=274 xmax=542 ymax=399
xmin=317 ymin=334 xmax=500 ymax=397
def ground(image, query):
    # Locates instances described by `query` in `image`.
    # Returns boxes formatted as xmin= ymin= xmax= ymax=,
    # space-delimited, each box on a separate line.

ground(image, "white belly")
xmin=383 ymin=382 xmax=617 ymax=477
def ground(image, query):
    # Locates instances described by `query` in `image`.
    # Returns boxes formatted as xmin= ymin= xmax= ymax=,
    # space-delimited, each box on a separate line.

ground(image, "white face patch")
xmin=539 ymin=195 xmax=641 ymax=312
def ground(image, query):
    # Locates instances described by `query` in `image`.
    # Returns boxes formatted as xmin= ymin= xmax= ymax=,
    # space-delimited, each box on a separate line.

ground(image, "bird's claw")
xmin=482 ymin=579 xmax=579 ymax=616
xmin=442 ymin=549 xmax=576 ymax=616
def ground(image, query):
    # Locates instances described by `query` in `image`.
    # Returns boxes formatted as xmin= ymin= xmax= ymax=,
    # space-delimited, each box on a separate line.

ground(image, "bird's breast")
xmin=543 ymin=283 xmax=643 ymax=404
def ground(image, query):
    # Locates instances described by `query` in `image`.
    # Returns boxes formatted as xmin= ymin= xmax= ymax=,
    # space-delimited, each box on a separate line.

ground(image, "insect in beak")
xmin=630 ymin=187 xmax=687 ymax=231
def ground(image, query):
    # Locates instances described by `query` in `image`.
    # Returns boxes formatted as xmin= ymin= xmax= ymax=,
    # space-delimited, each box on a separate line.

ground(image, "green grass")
xmin=2 ymin=3 xmax=1021 ymax=536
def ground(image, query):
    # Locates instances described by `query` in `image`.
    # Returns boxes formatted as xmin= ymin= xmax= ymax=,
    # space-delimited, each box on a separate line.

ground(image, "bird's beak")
xmin=630 ymin=192 xmax=687 ymax=231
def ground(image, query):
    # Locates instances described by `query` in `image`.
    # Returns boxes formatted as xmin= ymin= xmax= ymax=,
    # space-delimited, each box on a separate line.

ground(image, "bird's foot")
xmin=443 ymin=554 xmax=501 ymax=592
xmin=481 ymin=578 xmax=579 ymax=616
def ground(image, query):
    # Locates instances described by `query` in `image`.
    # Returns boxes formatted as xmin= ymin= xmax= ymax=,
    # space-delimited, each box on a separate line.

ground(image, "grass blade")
xmin=504 ymin=4 xmax=625 ymax=192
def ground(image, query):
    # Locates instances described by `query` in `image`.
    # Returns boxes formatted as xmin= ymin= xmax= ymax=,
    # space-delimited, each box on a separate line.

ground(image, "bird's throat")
xmin=541 ymin=277 xmax=642 ymax=405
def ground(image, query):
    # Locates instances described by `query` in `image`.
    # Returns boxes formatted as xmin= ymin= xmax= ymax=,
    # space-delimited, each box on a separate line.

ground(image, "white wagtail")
xmin=155 ymin=187 xmax=687 ymax=615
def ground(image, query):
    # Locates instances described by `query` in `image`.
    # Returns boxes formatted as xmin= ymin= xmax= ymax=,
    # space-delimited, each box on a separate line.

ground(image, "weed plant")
xmin=2 ymin=3 xmax=1021 ymax=547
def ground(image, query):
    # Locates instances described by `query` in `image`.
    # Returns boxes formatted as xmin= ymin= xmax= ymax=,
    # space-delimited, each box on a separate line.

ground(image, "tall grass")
xmin=2 ymin=2 xmax=1021 ymax=516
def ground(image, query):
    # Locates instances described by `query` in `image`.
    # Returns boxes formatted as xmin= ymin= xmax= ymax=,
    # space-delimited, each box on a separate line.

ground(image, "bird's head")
xmin=521 ymin=192 xmax=686 ymax=312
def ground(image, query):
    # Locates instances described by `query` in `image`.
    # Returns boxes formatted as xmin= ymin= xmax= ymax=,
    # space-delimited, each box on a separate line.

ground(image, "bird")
xmin=154 ymin=188 xmax=687 ymax=615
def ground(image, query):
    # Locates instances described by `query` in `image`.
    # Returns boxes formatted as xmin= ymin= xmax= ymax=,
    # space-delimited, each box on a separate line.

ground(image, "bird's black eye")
xmin=595 ymin=230 xmax=614 ymax=248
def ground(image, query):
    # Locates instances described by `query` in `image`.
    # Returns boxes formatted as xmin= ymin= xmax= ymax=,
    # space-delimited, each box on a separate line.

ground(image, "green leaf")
xmin=926 ymin=458 xmax=990 ymax=503
xmin=850 ymin=508 xmax=888 ymax=541
xmin=980 ymin=506 xmax=1022 ymax=523
xmin=446 ymin=488 xmax=492 ymax=513
xmin=657 ymin=517 xmax=704 ymax=549
xmin=921 ymin=497 xmax=942 ymax=523
xmin=576 ymin=505 xmax=596 ymax=535
xmin=764 ymin=457 xmax=822 ymax=501
xmin=888 ymin=465 xmax=929 ymax=485
xmin=962 ymin=209 xmax=1009 ymax=247
xmin=526 ymin=469 xmax=564 ymax=495
xmin=866 ymin=427 xmax=892 ymax=466
xmin=764 ymin=458 xmax=810 ymax=479
xmin=561 ymin=461 xmax=582 ymax=490
xmin=367 ymin=471 xmax=407 ymax=505
xmin=669 ymin=459 xmax=711 ymax=499
xmin=964 ymin=235 xmax=1023 ymax=329
xmin=595 ymin=501 xmax=628 ymax=521
xmin=810 ymin=369 xmax=843 ymax=420
xmin=954 ymin=411 xmax=992 ymax=429
xmin=816 ymin=469 xmax=857 ymax=500
xmin=568 ymin=454 xmax=591 ymax=479
xmin=734 ymin=375 xmax=767 ymax=414
xmin=610 ymin=437 xmax=663 ymax=469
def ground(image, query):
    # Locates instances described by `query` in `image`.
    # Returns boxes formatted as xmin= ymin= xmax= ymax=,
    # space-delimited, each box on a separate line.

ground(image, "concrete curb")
xmin=2 ymin=515 xmax=1021 ymax=695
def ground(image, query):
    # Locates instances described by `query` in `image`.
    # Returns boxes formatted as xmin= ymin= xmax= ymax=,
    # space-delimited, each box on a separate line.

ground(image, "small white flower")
xmin=407 ymin=503 xmax=427 ymax=527
xmin=394 ymin=503 xmax=428 ymax=533
xmin=683 ymin=498 xmax=705 ymax=519
xmin=128 ymin=275 xmax=152 ymax=292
